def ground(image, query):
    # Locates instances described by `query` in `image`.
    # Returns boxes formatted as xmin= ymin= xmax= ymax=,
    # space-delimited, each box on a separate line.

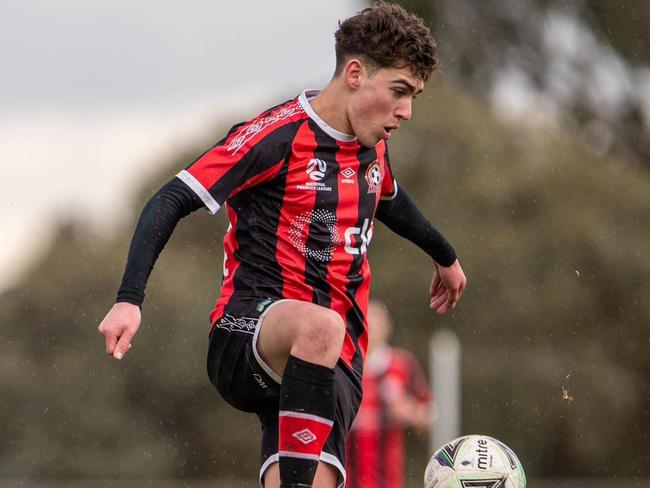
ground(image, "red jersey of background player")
xmin=346 ymin=301 xmax=433 ymax=488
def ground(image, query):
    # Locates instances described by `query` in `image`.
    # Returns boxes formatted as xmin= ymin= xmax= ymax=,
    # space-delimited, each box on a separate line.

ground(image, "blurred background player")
xmin=346 ymin=299 xmax=434 ymax=488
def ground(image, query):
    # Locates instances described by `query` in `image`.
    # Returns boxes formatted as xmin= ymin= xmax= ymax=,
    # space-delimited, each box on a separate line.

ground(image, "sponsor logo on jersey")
xmin=365 ymin=160 xmax=383 ymax=194
xmin=344 ymin=219 xmax=373 ymax=255
xmin=288 ymin=210 xmax=341 ymax=262
xmin=288 ymin=212 xmax=373 ymax=260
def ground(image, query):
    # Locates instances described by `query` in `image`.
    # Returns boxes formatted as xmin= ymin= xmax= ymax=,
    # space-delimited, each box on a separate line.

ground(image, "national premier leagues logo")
xmin=306 ymin=158 xmax=327 ymax=181
xmin=297 ymin=158 xmax=333 ymax=192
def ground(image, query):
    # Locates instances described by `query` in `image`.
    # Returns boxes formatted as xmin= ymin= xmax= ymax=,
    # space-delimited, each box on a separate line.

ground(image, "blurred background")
xmin=1 ymin=0 xmax=649 ymax=486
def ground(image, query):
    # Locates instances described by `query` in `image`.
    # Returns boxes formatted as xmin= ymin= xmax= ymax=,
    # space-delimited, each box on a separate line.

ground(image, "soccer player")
xmin=345 ymin=299 xmax=434 ymax=488
xmin=97 ymin=3 xmax=466 ymax=488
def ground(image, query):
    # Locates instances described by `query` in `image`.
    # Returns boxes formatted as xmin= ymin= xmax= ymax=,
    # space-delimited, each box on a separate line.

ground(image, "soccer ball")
xmin=424 ymin=435 xmax=526 ymax=488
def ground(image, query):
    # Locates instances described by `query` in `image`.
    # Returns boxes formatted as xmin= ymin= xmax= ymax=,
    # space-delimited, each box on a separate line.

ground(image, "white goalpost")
xmin=429 ymin=328 xmax=462 ymax=452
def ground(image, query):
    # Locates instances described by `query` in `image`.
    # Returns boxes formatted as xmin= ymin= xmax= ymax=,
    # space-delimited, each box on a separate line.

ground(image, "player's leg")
xmin=312 ymin=462 xmax=340 ymax=488
xmin=258 ymin=362 xmax=360 ymax=488
xmin=256 ymin=299 xmax=345 ymax=373
xmin=255 ymin=300 xmax=345 ymax=487
xmin=262 ymin=461 xmax=338 ymax=488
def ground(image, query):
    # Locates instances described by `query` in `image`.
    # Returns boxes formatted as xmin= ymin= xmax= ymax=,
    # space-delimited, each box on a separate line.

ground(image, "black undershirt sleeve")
xmin=375 ymin=187 xmax=457 ymax=267
xmin=115 ymin=177 xmax=204 ymax=307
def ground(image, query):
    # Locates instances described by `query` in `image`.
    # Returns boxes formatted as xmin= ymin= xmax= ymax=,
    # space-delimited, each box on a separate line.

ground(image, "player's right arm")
xmin=98 ymin=178 xmax=203 ymax=360
xmin=98 ymin=111 xmax=298 ymax=360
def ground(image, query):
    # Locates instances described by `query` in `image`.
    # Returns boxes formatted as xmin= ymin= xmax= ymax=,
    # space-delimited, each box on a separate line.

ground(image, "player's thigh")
xmin=262 ymin=461 xmax=338 ymax=488
xmin=313 ymin=462 xmax=340 ymax=488
xmin=207 ymin=300 xmax=285 ymax=413
xmin=257 ymin=299 xmax=343 ymax=376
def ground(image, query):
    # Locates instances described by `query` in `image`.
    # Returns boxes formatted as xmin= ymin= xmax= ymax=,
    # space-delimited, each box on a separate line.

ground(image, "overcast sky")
xmin=0 ymin=0 xmax=366 ymax=290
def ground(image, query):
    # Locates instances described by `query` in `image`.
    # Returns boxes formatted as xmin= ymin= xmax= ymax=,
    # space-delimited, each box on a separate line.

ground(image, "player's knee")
xmin=298 ymin=310 xmax=345 ymax=359
xmin=311 ymin=309 xmax=345 ymax=344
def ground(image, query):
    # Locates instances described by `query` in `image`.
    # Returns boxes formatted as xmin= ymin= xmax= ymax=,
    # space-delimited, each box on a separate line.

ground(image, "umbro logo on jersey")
xmin=340 ymin=167 xmax=356 ymax=184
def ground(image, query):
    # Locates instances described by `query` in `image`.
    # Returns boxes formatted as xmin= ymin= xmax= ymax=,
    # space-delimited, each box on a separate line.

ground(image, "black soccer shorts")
xmin=206 ymin=297 xmax=362 ymax=488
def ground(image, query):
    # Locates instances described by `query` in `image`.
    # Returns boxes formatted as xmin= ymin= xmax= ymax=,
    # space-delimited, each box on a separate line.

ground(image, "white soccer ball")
xmin=424 ymin=435 xmax=526 ymax=488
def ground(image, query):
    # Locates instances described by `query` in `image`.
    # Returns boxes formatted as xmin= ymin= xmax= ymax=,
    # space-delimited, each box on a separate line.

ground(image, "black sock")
xmin=278 ymin=355 xmax=336 ymax=486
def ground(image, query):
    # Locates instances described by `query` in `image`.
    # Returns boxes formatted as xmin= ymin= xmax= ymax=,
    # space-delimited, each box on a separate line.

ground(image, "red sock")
xmin=278 ymin=355 xmax=336 ymax=486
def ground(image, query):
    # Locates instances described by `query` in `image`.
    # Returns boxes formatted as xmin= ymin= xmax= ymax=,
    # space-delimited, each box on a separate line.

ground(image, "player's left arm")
xmin=375 ymin=187 xmax=466 ymax=314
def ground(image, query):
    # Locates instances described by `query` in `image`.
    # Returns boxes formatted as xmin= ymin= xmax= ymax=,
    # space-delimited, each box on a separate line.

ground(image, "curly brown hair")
xmin=334 ymin=2 xmax=438 ymax=82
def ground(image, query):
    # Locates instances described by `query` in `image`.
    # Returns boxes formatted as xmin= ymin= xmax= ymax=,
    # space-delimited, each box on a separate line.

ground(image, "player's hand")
xmin=388 ymin=397 xmax=413 ymax=426
xmin=388 ymin=397 xmax=432 ymax=430
xmin=429 ymin=259 xmax=466 ymax=314
xmin=98 ymin=302 xmax=141 ymax=360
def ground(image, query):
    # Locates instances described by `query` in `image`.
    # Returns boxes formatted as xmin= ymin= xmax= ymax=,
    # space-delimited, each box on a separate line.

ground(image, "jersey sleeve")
xmin=176 ymin=121 xmax=295 ymax=214
xmin=380 ymin=142 xmax=398 ymax=200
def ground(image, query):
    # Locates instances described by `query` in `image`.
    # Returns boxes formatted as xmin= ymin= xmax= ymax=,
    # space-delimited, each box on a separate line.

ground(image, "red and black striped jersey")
xmin=345 ymin=347 xmax=432 ymax=488
xmin=176 ymin=90 xmax=398 ymax=373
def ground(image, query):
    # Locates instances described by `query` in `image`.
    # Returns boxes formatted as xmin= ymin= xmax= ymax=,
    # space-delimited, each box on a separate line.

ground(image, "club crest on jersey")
xmin=365 ymin=160 xmax=383 ymax=194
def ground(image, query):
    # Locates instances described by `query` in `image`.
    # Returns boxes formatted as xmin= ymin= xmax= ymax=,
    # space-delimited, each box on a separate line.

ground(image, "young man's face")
xmin=347 ymin=64 xmax=424 ymax=148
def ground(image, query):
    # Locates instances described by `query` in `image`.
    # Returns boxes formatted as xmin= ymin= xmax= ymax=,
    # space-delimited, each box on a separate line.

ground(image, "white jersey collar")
xmin=298 ymin=89 xmax=357 ymax=143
